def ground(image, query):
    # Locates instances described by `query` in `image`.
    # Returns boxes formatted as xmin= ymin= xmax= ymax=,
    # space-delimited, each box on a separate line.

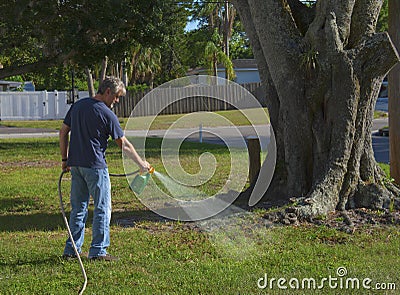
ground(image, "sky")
xmin=185 ymin=19 xmax=200 ymax=31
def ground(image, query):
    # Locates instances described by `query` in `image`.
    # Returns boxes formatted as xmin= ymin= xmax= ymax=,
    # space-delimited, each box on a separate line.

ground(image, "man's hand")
xmin=139 ymin=160 xmax=151 ymax=174
xmin=62 ymin=161 xmax=70 ymax=172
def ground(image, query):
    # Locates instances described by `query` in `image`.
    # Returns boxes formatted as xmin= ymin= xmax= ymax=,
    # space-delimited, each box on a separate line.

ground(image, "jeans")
xmin=63 ymin=166 xmax=111 ymax=258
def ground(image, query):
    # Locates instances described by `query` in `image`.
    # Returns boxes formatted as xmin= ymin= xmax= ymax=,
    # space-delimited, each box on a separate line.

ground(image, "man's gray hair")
xmin=97 ymin=76 xmax=126 ymax=96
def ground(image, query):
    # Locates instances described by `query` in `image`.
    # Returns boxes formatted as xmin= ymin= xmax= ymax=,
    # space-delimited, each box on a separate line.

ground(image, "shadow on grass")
xmin=0 ymin=255 xmax=62 ymax=267
xmin=0 ymin=197 xmax=42 ymax=214
xmin=0 ymin=184 xmax=257 ymax=232
xmin=0 ymin=212 xmax=65 ymax=232
xmin=111 ymin=191 xmax=255 ymax=227
xmin=0 ymin=196 xmax=255 ymax=232
xmin=0 ymin=209 xmax=172 ymax=232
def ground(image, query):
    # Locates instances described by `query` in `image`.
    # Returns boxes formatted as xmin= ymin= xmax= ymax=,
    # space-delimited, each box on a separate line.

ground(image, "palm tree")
xmin=204 ymin=29 xmax=235 ymax=80
xmin=129 ymin=44 xmax=161 ymax=89
xmin=195 ymin=1 xmax=236 ymax=80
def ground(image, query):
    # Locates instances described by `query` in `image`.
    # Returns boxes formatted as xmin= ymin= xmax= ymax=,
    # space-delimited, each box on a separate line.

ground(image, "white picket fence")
xmin=0 ymin=91 xmax=89 ymax=120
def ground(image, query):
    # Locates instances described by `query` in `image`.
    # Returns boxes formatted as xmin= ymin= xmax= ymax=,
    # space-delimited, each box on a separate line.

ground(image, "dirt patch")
xmin=113 ymin=206 xmax=400 ymax=237
xmin=315 ymin=208 xmax=400 ymax=231
xmin=0 ymin=160 xmax=58 ymax=169
xmin=263 ymin=207 xmax=400 ymax=233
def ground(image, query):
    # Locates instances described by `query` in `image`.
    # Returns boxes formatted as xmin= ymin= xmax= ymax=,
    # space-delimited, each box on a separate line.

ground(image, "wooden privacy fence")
xmin=113 ymin=82 xmax=264 ymax=117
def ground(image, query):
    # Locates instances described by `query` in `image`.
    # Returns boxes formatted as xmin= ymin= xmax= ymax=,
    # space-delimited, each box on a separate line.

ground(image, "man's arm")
xmin=59 ymin=123 xmax=71 ymax=171
xmin=115 ymin=136 xmax=150 ymax=172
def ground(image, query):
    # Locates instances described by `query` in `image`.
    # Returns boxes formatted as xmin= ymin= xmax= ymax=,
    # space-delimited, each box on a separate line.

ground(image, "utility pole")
xmin=389 ymin=0 xmax=400 ymax=184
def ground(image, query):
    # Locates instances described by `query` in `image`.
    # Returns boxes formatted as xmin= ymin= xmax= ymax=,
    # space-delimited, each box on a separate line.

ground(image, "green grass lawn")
xmin=0 ymin=108 xmax=270 ymax=131
xmin=0 ymin=109 xmax=387 ymax=131
xmin=0 ymin=137 xmax=399 ymax=294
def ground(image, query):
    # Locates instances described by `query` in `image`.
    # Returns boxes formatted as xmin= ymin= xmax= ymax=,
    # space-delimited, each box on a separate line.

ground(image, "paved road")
xmin=0 ymin=118 xmax=390 ymax=163
xmin=370 ymin=118 xmax=389 ymax=164
xmin=126 ymin=119 xmax=389 ymax=163
xmin=0 ymin=126 xmax=58 ymax=138
xmin=375 ymin=97 xmax=388 ymax=112
xmin=126 ymin=125 xmax=271 ymax=150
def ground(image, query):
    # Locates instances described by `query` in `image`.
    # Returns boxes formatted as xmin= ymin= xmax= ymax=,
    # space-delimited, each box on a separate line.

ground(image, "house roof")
xmin=231 ymin=59 xmax=258 ymax=69
xmin=187 ymin=59 xmax=258 ymax=75
xmin=0 ymin=80 xmax=22 ymax=87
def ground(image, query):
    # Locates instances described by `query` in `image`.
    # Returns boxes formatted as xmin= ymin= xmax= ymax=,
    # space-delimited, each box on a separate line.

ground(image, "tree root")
xmin=385 ymin=181 xmax=400 ymax=200
xmin=287 ymin=190 xmax=339 ymax=221
xmin=257 ymin=179 xmax=400 ymax=230
xmin=260 ymin=203 xmax=399 ymax=235
xmin=350 ymin=182 xmax=399 ymax=210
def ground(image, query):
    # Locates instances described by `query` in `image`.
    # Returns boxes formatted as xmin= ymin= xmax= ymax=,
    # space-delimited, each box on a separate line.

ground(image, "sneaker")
xmin=89 ymin=254 xmax=119 ymax=261
xmin=62 ymin=252 xmax=88 ymax=260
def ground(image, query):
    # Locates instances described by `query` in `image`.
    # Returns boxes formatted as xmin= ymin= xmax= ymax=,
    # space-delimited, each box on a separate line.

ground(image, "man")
xmin=59 ymin=76 xmax=150 ymax=261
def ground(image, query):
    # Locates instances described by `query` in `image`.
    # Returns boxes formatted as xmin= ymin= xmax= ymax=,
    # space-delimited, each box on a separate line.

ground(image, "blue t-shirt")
xmin=64 ymin=97 xmax=124 ymax=169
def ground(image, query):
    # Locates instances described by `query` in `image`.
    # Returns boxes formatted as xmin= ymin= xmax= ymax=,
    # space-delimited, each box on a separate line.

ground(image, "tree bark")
xmin=234 ymin=1 xmax=287 ymax=200
xmin=233 ymin=0 xmax=400 ymax=219
xmin=99 ymin=56 xmax=108 ymax=86
xmin=85 ymin=67 xmax=95 ymax=97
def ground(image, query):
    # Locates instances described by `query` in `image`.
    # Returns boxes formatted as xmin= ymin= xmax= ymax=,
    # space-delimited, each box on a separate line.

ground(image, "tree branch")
xmin=244 ymin=0 xmax=303 ymax=89
xmin=232 ymin=1 xmax=269 ymax=91
xmin=354 ymin=32 xmax=400 ymax=78
xmin=330 ymin=0 xmax=356 ymax=46
xmin=0 ymin=58 xmax=59 ymax=79
xmin=325 ymin=12 xmax=343 ymax=52
xmin=0 ymin=50 xmax=76 ymax=80
xmin=306 ymin=0 xmax=355 ymax=48
xmin=232 ymin=0 xmax=281 ymax=142
xmin=348 ymin=0 xmax=383 ymax=48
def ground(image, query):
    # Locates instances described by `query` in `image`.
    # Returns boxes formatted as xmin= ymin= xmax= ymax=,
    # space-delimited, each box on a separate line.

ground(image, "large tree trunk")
xmin=233 ymin=0 xmax=400 ymax=218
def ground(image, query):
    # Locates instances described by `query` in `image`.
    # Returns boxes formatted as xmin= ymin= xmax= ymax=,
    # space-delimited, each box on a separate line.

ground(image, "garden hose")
xmin=58 ymin=169 xmax=139 ymax=294
xmin=109 ymin=169 xmax=140 ymax=177
xmin=58 ymin=170 xmax=87 ymax=295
